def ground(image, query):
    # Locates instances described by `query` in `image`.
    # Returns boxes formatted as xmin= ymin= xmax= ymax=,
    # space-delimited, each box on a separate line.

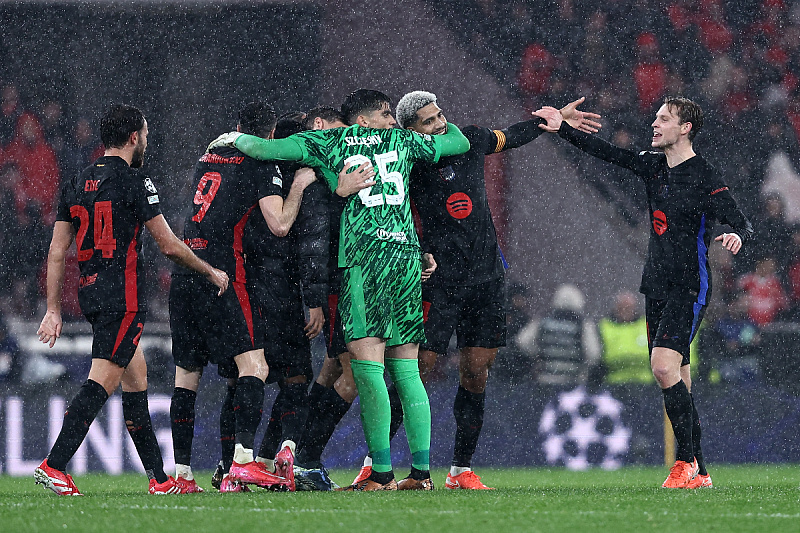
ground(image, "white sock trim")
xmin=175 ymin=464 xmax=194 ymax=481
xmin=450 ymin=466 xmax=471 ymax=476
xmin=234 ymin=443 xmax=254 ymax=465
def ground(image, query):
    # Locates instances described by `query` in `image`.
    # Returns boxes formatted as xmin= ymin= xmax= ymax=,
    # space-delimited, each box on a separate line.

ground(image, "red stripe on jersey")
xmin=422 ymin=300 xmax=432 ymax=323
xmin=233 ymin=206 xmax=256 ymax=284
xmin=233 ymin=281 xmax=255 ymax=346
xmin=125 ymin=224 xmax=140 ymax=312
xmin=112 ymin=311 xmax=136 ymax=359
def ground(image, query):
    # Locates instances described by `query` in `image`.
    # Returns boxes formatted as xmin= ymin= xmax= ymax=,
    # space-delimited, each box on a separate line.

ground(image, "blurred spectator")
xmin=748 ymin=193 xmax=793 ymax=269
xmin=597 ymin=290 xmax=654 ymax=385
xmin=61 ymin=117 xmax=104 ymax=183
xmin=515 ymin=283 xmax=601 ymax=386
xmin=738 ymin=256 xmax=788 ymax=327
xmin=0 ymin=312 xmax=22 ymax=382
xmin=1 ymin=112 xmax=60 ymax=224
xmin=493 ymin=282 xmax=534 ymax=383
xmin=783 ymin=224 xmax=800 ymax=314
xmin=518 ymin=43 xmax=555 ymax=111
xmin=632 ymin=32 xmax=668 ymax=112
xmin=0 ymin=83 xmax=22 ymax=146
xmin=7 ymin=201 xmax=50 ymax=317
xmin=698 ymin=295 xmax=761 ymax=384
xmin=0 ymin=163 xmax=22 ymax=300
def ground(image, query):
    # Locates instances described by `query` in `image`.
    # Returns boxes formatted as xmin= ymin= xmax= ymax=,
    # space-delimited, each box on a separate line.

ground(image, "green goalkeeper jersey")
xmin=233 ymin=123 xmax=469 ymax=267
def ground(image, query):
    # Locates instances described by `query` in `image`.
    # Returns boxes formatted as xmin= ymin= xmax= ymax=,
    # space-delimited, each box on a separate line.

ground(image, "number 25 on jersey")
xmin=345 ymin=152 xmax=405 ymax=207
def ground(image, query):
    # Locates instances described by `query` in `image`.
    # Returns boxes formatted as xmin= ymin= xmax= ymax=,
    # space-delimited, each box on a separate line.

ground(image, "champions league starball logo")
xmin=539 ymin=387 xmax=631 ymax=470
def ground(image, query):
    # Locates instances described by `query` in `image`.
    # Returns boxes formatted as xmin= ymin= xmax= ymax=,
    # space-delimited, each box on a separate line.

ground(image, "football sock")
xmin=350 ymin=359 xmax=392 ymax=473
xmin=258 ymin=388 xmax=287 ymax=461
xmin=690 ymin=394 xmax=707 ymax=476
xmin=387 ymin=383 xmax=404 ymax=441
xmin=124 ymin=390 xmax=168 ymax=483
xmin=368 ymin=468 xmax=395 ymax=485
xmin=386 ymin=358 xmax=431 ymax=472
xmin=303 ymin=381 xmax=326 ymax=435
xmin=279 ymin=382 xmax=310 ymax=445
xmin=662 ymin=381 xmax=694 ymax=463
xmin=47 ymin=379 xmax=108 ymax=472
xmin=450 ymin=465 xmax=471 ymax=476
xmin=220 ymin=384 xmax=237 ymax=472
xmin=296 ymin=386 xmax=351 ymax=465
xmin=409 ymin=466 xmax=430 ymax=481
xmin=169 ymin=387 xmax=197 ymax=469
xmin=234 ymin=376 xmax=265 ymax=451
xmin=452 ymin=386 xmax=485 ymax=467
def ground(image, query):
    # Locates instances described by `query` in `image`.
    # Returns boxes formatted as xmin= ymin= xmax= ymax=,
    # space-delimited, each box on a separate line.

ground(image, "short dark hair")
xmin=340 ymin=89 xmax=391 ymax=125
xmin=663 ymin=96 xmax=703 ymax=142
xmin=100 ymin=104 xmax=145 ymax=148
xmin=303 ymin=105 xmax=345 ymax=129
xmin=273 ymin=111 xmax=307 ymax=139
xmin=238 ymin=102 xmax=277 ymax=138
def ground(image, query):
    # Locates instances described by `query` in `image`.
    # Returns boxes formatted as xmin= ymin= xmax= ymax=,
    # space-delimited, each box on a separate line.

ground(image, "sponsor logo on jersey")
xmin=79 ymin=273 xmax=98 ymax=288
xmin=710 ymin=187 xmax=729 ymax=195
xmin=184 ymin=238 xmax=208 ymax=250
xmin=84 ymin=180 xmax=100 ymax=192
xmin=446 ymin=192 xmax=473 ymax=219
xmin=148 ymin=195 xmax=159 ymax=204
xmin=144 ymin=177 xmax=158 ymax=194
xmin=376 ymin=228 xmax=408 ymax=242
xmin=439 ymin=166 xmax=455 ymax=182
xmin=199 ymin=153 xmax=245 ymax=165
xmin=652 ymin=210 xmax=668 ymax=235
xmin=273 ymin=176 xmax=283 ymax=187
xmin=345 ymin=135 xmax=382 ymax=147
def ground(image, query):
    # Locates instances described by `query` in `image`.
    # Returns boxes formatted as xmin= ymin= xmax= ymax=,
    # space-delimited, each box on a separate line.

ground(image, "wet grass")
xmin=0 ymin=465 xmax=798 ymax=532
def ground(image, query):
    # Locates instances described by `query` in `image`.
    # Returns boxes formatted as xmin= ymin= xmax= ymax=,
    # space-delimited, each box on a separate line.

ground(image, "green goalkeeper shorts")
xmin=339 ymin=244 xmax=425 ymax=347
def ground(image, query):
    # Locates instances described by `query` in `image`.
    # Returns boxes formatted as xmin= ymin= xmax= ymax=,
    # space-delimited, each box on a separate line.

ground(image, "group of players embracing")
xmin=34 ymin=84 xmax=750 ymax=495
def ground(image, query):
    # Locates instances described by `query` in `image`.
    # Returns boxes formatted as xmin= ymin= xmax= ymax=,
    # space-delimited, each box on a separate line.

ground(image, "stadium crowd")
xmin=2 ymin=0 xmax=800 ymax=391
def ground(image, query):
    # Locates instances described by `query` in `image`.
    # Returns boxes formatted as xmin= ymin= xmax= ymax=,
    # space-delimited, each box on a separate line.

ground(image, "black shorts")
xmin=324 ymin=293 xmax=348 ymax=359
xmin=421 ymin=276 xmax=507 ymax=355
xmin=249 ymin=268 xmax=312 ymax=383
xmin=645 ymin=295 xmax=706 ymax=366
xmin=169 ymin=275 xmax=263 ymax=379
xmin=85 ymin=311 xmax=146 ymax=368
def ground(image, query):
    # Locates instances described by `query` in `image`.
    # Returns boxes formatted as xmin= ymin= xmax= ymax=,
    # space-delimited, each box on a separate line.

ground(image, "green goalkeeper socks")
xmin=350 ymin=359 xmax=392 ymax=473
xmin=386 ymin=357 xmax=431 ymax=471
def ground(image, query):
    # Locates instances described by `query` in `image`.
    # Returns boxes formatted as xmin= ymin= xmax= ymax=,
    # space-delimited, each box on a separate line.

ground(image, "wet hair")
xmin=340 ymin=89 xmax=392 ymax=125
xmin=395 ymin=91 xmax=437 ymax=129
xmin=663 ymin=96 xmax=704 ymax=142
xmin=274 ymin=111 xmax=307 ymax=139
xmin=100 ymin=104 xmax=145 ymax=148
xmin=302 ymin=105 xmax=346 ymax=129
xmin=238 ymin=101 xmax=277 ymax=138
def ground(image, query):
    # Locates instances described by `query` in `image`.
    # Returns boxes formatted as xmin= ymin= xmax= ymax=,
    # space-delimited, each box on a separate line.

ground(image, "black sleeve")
xmin=294 ymin=178 xmax=329 ymax=309
xmin=132 ymin=173 xmax=163 ymax=223
xmin=706 ymin=170 xmax=755 ymax=244
xmin=55 ymin=178 xmax=73 ymax=223
xmin=493 ymin=117 xmax=547 ymax=152
xmin=557 ymin=122 xmax=652 ymax=177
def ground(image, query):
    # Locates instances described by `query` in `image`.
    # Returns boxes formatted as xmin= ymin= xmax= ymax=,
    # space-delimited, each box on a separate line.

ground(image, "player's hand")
xmin=206 ymin=132 xmax=243 ymax=153
xmin=715 ymin=233 xmax=742 ymax=255
xmin=305 ymin=307 xmax=325 ymax=339
xmin=560 ymin=97 xmax=602 ymax=134
xmin=421 ymin=253 xmax=437 ymax=282
xmin=208 ymin=268 xmax=230 ymax=296
xmin=293 ymin=167 xmax=317 ymax=190
xmin=37 ymin=309 xmax=63 ymax=348
xmin=335 ymin=161 xmax=376 ymax=197
xmin=533 ymin=106 xmax=564 ymax=133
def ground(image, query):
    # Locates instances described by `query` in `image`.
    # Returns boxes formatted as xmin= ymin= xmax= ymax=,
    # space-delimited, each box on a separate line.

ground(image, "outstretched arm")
xmin=434 ymin=122 xmax=470 ymax=157
xmin=206 ymin=131 xmax=305 ymax=162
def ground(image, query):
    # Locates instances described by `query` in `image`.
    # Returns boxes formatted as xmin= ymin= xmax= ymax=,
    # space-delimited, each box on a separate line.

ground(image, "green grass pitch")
xmin=1 ymin=465 xmax=798 ymax=532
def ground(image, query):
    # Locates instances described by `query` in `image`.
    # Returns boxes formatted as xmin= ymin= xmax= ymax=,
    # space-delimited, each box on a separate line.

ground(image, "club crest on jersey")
xmin=144 ymin=177 xmax=157 ymax=194
xmin=439 ymin=166 xmax=455 ymax=182
xmin=345 ymin=135 xmax=382 ymax=147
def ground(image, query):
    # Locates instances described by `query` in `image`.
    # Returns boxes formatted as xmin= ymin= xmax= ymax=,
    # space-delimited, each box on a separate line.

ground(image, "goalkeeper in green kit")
xmin=208 ymin=90 xmax=470 ymax=490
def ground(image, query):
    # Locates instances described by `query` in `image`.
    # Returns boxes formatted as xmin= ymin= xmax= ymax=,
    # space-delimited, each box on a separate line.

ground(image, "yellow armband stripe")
xmin=493 ymin=130 xmax=506 ymax=153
